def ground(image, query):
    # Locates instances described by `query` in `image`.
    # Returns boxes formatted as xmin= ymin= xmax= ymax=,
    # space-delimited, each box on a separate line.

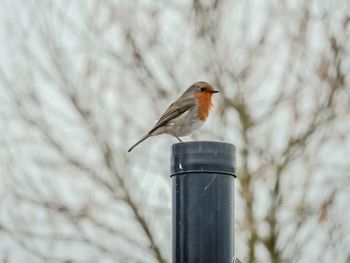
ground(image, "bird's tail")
xmin=128 ymin=134 xmax=151 ymax=152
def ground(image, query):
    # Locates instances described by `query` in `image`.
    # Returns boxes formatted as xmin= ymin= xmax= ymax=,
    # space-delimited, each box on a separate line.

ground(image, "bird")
xmin=128 ymin=81 xmax=219 ymax=152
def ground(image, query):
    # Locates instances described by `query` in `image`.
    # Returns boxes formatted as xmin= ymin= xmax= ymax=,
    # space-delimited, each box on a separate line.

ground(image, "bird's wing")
xmin=148 ymin=98 xmax=197 ymax=134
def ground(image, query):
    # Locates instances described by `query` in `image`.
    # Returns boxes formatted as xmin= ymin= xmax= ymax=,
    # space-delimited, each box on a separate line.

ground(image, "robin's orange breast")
xmin=195 ymin=92 xmax=213 ymax=121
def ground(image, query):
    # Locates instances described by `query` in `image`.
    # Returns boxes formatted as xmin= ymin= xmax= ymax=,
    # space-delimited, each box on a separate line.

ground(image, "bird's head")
xmin=182 ymin=81 xmax=219 ymax=120
xmin=182 ymin=81 xmax=219 ymax=98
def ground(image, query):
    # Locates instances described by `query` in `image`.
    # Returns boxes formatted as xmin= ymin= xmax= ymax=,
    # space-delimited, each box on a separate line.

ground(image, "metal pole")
xmin=171 ymin=141 xmax=236 ymax=263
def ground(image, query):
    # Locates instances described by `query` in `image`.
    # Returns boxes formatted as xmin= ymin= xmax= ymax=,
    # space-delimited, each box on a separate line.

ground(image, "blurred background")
xmin=0 ymin=0 xmax=349 ymax=262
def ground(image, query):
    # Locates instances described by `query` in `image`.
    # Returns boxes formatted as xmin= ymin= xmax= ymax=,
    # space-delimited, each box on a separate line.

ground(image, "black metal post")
xmin=171 ymin=141 xmax=236 ymax=263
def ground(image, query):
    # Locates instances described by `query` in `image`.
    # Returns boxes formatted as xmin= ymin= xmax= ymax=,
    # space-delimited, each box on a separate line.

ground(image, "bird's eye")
xmin=200 ymin=87 xmax=206 ymax=91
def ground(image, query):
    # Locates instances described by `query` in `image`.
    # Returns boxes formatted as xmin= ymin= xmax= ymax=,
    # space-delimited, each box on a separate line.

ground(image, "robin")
xmin=128 ymin=81 xmax=219 ymax=152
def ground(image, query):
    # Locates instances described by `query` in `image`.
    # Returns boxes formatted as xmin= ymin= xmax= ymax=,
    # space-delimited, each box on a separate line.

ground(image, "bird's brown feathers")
xmin=149 ymin=98 xmax=196 ymax=134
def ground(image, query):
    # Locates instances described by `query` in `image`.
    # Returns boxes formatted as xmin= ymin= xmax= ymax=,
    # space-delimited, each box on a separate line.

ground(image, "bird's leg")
xmin=176 ymin=136 xmax=183 ymax=142
xmin=171 ymin=132 xmax=183 ymax=142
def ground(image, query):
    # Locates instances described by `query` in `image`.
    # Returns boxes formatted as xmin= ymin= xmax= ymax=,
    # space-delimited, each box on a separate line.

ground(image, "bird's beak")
xmin=211 ymin=90 xmax=219 ymax=94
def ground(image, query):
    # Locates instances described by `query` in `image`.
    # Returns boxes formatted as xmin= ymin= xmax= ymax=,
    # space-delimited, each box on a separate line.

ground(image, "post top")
xmin=170 ymin=141 xmax=236 ymax=177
